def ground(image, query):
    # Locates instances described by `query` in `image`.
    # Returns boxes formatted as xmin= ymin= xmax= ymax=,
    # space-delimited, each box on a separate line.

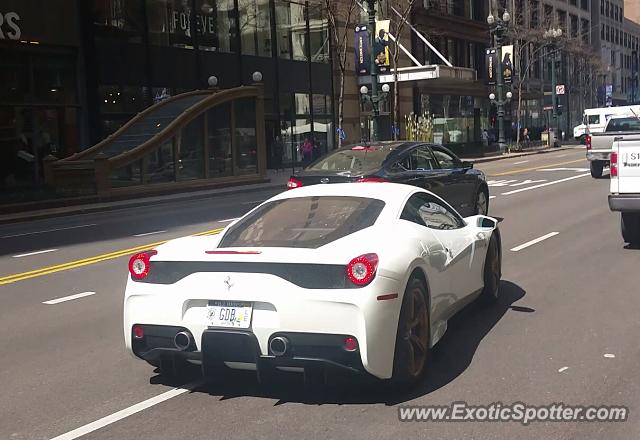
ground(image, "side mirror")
xmin=477 ymin=216 xmax=497 ymax=229
xmin=461 ymin=161 xmax=474 ymax=169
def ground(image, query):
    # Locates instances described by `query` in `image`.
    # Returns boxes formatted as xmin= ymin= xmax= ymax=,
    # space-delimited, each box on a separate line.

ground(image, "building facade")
xmin=1 ymin=0 xmax=332 ymax=198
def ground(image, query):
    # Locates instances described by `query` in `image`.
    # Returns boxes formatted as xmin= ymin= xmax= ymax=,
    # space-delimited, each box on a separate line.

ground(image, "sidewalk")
xmin=0 ymin=144 xmax=581 ymax=225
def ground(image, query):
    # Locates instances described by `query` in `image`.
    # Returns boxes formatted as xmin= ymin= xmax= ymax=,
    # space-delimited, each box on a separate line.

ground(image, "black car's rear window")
xmin=219 ymin=196 xmax=385 ymax=249
xmin=307 ymin=146 xmax=395 ymax=173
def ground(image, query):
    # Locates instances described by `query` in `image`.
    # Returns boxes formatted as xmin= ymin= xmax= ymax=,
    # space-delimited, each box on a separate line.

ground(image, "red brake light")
xmin=287 ymin=177 xmax=304 ymax=190
xmin=611 ymin=151 xmax=618 ymax=177
xmin=356 ymin=177 xmax=387 ymax=183
xmin=343 ymin=336 xmax=358 ymax=352
xmin=128 ymin=250 xmax=157 ymax=280
xmin=346 ymin=253 xmax=379 ymax=286
xmin=585 ymin=135 xmax=592 ymax=150
xmin=132 ymin=324 xmax=144 ymax=339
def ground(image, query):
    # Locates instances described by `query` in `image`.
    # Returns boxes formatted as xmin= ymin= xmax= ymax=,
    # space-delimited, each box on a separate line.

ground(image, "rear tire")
xmin=391 ymin=277 xmax=430 ymax=387
xmin=480 ymin=234 xmax=501 ymax=305
xmin=621 ymin=213 xmax=640 ymax=245
xmin=590 ymin=161 xmax=604 ymax=178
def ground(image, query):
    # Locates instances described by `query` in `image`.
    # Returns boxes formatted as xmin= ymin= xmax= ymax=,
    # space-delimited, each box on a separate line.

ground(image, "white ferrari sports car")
xmin=124 ymin=183 xmax=501 ymax=385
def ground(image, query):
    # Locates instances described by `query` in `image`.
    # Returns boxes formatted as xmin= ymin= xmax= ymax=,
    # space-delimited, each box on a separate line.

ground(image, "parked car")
xmin=609 ymin=135 xmax=640 ymax=245
xmin=287 ymin=142 xmax=490 ymax=216
xmin=124 ymin=182 xmax=502 ymax=384
xmin=586 ymin=115 xmax=640 ymax=178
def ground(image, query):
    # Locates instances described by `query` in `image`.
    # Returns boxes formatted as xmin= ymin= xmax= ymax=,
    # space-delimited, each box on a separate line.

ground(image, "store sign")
xmin=486 ymin=48 xmax=497 ymax=85
xmin=166 ymin=1 xmax=217 ymax=48
xmin=0 ymin=11 xmax=21 ymax=40
xmin=374 ymin=20 xmax=390 ymax=74
xmin=355 ymin=25 xmax=370 ymax=76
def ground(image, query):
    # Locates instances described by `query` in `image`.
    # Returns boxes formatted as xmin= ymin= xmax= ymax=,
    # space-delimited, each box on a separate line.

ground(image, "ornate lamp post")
xmin=487 ymin=9 xmax=511 ymax=153
xmin=365 ymin=0 xmax=385 ymax=142
xmin=544 ymin=27 xmax=563 ymax=146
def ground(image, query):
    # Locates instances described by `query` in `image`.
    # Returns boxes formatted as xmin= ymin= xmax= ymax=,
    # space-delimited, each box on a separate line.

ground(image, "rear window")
xmin=307 ymin=146 xmax=395 ymax=173
xmin=219 ymin=196 xmax=385 ymax=248
xmin=606 ymin=117 xmax=640 ymax=132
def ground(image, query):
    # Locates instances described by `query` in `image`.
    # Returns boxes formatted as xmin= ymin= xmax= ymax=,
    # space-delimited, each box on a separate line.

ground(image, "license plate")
xmin=206 ymin=301 xmax=252 ymax=328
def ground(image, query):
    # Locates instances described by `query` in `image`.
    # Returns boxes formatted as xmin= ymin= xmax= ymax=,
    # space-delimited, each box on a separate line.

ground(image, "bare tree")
xmin=325 ymin=0 xmax=358 ymax=147
xmin=386 ymin=0 xmax=417 ymax=140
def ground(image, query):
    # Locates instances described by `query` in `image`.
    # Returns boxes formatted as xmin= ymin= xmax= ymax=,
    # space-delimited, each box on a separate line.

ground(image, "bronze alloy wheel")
xmin=392 ymin=277 xmax=430 ymax=385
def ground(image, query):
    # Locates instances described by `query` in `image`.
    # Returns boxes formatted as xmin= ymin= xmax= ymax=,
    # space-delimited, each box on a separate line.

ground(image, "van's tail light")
xmin=356 ymin=177 xmax=387 ymax=183
xmin=128 ymin=250 xmax=157 ymax=280
xmin=287 ymin=177 xmax=304 ymax=190
xmin=585 ymin=135 xmax=592 ymax=150
xmin=346 ymin=253 xmax=379 ymax=286
xmin=611 ymin=151 xmax=618 ymax=177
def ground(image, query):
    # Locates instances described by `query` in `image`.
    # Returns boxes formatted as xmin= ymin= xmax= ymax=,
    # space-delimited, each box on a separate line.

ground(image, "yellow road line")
xmin=0 ymin=227 xmax=225 ymax=285
xmin=489 ymin=158 xmax=585 ymax=177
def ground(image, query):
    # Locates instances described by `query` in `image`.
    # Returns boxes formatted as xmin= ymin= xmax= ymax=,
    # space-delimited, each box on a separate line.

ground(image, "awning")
xmin=376 ymin=65 xmax=477 ymax=87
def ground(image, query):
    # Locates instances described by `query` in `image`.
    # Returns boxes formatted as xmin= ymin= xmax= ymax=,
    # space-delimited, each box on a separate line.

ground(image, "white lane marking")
xmin=487 ymin=179 xmax=519 ymax=187
xmin=43 ymin=291 xmax=96 ymax=305
xmin=513 ymin=160 xmax=529 ymax=165
xmin=489 ymin=196 xmax=497 ymax=200
xmin=501 ymin=173 xmax=590 ymax=195
xmin=133 ymin=230 xmax=167 ymax=237
xmin=49 ymin=379 xmax=205 ymax=440
xmin=12 ymin=249 xmax=58 ymax=258
xmin=604 ymin=353 xmax=616 ymax=358
xmin=1 ymin=224 xmax=97 ymax=239
xmin=539 ymin=167 xmax=589 ymax=172
xmin=217 ymin=218 xmax=240 ymax=223
xmin=508 ymin=179 xmax=547 ymax=187
xmin=558 ymin=366 xmax=569 ymax=373
xmin=510 ymin=232 xmax=559 ymax=252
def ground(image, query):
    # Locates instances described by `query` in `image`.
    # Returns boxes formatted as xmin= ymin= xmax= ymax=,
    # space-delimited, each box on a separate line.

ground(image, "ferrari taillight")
xmin=128 ymin=250 xmax=157 ymax=280
xmin=287 ymin=177 xmax=304 ymax=190
xmin=346 ymin=253 xmax=379 ymax=286
xmin=611 ymin=151 xmax=618 ymax=177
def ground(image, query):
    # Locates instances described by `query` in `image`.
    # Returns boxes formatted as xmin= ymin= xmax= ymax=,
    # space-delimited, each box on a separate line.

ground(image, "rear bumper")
xmin=587 ymin=151 xmax=610 ymax=162
xmin=609 ymin=194 xmax=640 ymax=212
xmin=133 ymin=328 xmax=366 ymax=375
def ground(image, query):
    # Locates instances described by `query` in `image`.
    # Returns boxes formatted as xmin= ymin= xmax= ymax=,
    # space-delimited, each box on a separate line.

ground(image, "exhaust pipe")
xmin=269 ymin=336 xmax=289 ymax=356
xmin=174 ymin=331 xmax=192 ymax=351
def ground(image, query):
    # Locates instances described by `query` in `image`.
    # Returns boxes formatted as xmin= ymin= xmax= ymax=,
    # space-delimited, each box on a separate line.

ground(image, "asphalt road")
xmin=2 ymin=147 xmax=639 ymax=440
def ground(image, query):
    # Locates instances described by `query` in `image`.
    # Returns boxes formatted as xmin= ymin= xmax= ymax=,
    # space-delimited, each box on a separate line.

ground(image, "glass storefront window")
xmin=0 ymin=51 xmax=29 ymax=104
xmin=239 ymin=0 xmax=272 ymax=57
xmin=295 ymin=93 xmax=310 ymax=115
xmin=275 ymin=1 xmax=291 ymax=59
xmin=93 ymin=0 xmax=145 ymax=42
xmin=212 ymin=0 xmax=238 ymax=52
xmin=110 ymin=160 xmax=142 ymax=188
xmin=147 ymin=0 xmax=195 ymax=48
xmin=195 ymin=0 xmax=218 ymax=51
xmin=234 ymin=98 xmax=258 ymax=174
xmin=291 ymin=3 xmax=308 ymax=61
xmin=178 ymin=115 xmax=205 ymax=180
xmin=308 ymin=5 xmax=329 ymax=63
xmin=207 ymin=102 xmax=233 ymax=177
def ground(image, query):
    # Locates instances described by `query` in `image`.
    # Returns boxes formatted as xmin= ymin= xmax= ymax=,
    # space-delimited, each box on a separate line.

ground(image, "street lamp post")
xmin=366 ymin=0 xmax=381 ymax=141
xmin=487 ymin=9 xmax=511 ymax=153
xmin=544 ymin=27 xmax=563 ymax=146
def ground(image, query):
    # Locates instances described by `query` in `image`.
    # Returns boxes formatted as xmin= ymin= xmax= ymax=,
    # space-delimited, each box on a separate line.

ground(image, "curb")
xmin=0 ymin=182 xmax=286 ymax=225
xmin=470 ymin=145 xmax=579 ymax=164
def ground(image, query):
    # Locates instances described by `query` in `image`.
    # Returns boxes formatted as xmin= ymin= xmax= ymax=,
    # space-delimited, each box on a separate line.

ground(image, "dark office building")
xmin=0 ymin=0 xmax=333 ymax=195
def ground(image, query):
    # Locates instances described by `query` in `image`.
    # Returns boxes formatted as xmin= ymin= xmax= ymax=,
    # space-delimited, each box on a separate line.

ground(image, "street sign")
xmin=556 ymin=85 xmax=565 ymax=95
xmin=543 ymin=106 xmax=553 ymax=111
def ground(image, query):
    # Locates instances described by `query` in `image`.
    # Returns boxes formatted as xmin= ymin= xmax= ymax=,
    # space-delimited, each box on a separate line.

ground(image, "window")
xmin=410 ymin=146 xmax=437 ymax=170
xmin=219 ymin=196 xmax=386 ymax=248
xmin=94 ymin=0 xmax=145 ymax=42
xmin=309 ymin=145 xmax=395 ymax=173
xmin=581 ymin=0 xmax=589 ymax=10
xmin=587 ymin=115 xmax=600 ymax=125
xmin=431 ymin=147 xmax=458 ymax=169
xmin=401 ymin=193 xmax=464 ymax=230
xmin=238 ymin=0 xmax=272 ymax=57
xmin=606 ymin=117 xmax=640 ymax=132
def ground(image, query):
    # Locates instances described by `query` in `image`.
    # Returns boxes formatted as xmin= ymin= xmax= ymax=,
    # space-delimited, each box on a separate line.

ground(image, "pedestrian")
xmin=301 ymin=138 xmax=313 ymax=166
xmin=523 ymin=127 xmax=530 ymax=148
xmin=481 ymin=129 xmax=489 ymax=150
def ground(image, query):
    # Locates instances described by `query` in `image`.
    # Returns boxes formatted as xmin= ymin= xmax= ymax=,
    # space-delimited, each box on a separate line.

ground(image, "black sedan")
xmin=287 ymin=141 xmax=489 ymax=216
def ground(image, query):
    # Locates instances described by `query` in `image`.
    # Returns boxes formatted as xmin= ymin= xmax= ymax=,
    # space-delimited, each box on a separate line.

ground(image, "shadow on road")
xmin=150 ymin=280 xmax=530 ymax=406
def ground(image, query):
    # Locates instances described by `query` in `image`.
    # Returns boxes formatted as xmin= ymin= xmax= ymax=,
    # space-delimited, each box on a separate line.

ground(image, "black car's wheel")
xmin=621 ymin=213 xmax=640 ymax=245
xmin=474 ymin=187 xmax=490 ymax=215
xmin=480 ymin=234 xmax=501 ymax=305
xmin=392 ymin=277 xmax=430 ymax=386
xmin=590 ymin=161 xmax=604 ymax=178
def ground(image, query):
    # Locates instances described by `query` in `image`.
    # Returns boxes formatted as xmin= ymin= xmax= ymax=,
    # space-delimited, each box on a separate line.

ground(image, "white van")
xmin=574 ymin=106 xmax=640 ymax=141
